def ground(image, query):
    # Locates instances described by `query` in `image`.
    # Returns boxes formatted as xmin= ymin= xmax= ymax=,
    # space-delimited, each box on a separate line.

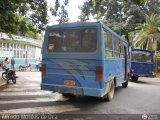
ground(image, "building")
xmin=0 ymin=33 xmax=42 ymax=69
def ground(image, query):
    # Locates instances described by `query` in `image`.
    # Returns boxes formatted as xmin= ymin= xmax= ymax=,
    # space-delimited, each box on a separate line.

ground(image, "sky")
xmin=46 ymin=0 xmax=86 ymax=25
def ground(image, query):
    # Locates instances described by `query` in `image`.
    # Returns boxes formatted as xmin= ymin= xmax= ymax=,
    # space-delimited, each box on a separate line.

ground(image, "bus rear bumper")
xmin=41 ymin=83 xmax=103 ymax=97
xmin=130 ymin=73 xmax=156 ymax=77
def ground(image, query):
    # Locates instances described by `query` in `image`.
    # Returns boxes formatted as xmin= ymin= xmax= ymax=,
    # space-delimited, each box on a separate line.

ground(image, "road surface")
xmin=0 ymin=72 xmax=160 ymax=119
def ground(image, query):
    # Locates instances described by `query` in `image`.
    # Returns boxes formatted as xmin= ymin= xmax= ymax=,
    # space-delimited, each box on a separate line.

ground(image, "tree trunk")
xmin=144 ymin=38 xmax=148 ymax=50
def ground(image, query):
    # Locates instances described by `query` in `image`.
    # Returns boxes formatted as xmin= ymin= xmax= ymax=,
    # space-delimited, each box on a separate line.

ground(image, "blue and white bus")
xmin=130 ymin=49 xmax=156 ymax=81
xmin=41 ymin=22 xmax=131 ymax=101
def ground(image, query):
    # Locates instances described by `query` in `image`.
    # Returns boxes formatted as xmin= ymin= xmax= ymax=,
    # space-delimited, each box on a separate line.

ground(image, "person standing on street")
xmin=11 ymin=57 xmax=15 ymax=70
xmin=2 ymin=57 xmax=9 ymax=70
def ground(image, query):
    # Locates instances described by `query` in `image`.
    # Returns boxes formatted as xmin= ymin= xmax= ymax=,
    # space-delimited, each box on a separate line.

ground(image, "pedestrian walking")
xmin=11 ymin=57 xmax=15 ymax=70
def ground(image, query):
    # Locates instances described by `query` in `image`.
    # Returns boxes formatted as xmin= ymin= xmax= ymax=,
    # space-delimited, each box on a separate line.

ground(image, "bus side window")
xmin=113 ymin=36 xmax=120 ymax=58
xmin=120 ymin=43 xmax=125 ymax=58
xmin=104 ymin=31 xmax=113 ymax=57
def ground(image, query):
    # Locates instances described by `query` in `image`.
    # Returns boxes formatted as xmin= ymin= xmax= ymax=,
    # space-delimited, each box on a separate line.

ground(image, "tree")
xmin=79 ymin=0 xmax=146 ymax=36
xmin=50 ymin=0 xmax=69 ymax=24
xmin=129 ymin=0 xmax=146 ymax=4
xmin=0 ymin=0 xmax=20 ymax=34
xmin=0 ymin=0 xmax=48 ymax=38
xmin=50 ymin=0 xmax=60 ymax=16
xmin=78 ymin=1 xmax=92 ymax=22
xmin=57 ymin=5 xmax=69 ymax=23
xmin=144 ymin=0 xmax=160 ymax=15
xmin=134 ymin=14 xmax=160 ymax=54
xmin=29 ymin=0 xmax=48 ymax=31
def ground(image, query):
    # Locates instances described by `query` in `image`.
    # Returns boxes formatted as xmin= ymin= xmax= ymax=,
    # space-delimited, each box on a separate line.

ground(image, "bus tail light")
xmin=96 ymin=66 xmax=103 ymax=81
xmin=42 ymin=64 xmax=46 ymax=77
xmin=130 ymin=74 xmax=133 ymax=77
xmin=130 ymin=69 xmax=134 ymax=73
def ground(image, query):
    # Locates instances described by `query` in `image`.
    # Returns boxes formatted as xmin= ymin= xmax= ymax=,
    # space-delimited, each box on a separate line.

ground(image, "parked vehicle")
xmin=130 ymin=49 xmax=156 ymax=81
xmin=41 ymin=22 xmax=131 ymax=101
xmin=2 ymin=66 xmax=17 ymax=84
xmin=19 ymin=64 xmax=31 ymax=71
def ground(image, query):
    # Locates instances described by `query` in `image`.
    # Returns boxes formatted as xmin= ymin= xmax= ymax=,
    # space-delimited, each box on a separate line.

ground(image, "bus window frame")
xmin=113 ymin=35 xmax=121 ymax=58
xmin=46 ymin=27 xmax=98 ymax=53
xmin=120 ymin=42 xmax=125 ymax=58
xmin=103 ymin=30 xmax=114 ymax=58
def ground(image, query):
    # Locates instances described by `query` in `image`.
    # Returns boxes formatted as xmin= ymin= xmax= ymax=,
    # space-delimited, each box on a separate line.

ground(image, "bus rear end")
xmin=130 ymin=49 xmax=155 ymax=81
xmin=41 ymin=23 xmax=105 ymax=97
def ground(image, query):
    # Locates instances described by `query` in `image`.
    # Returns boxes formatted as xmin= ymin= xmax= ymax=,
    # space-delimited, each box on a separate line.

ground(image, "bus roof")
xmin=46 ymin=22 xmax=100 ymax=29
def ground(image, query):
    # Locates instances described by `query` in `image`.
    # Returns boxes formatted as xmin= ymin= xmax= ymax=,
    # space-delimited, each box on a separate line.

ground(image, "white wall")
xmin=35 ymin=47 xmax=42 ymax=60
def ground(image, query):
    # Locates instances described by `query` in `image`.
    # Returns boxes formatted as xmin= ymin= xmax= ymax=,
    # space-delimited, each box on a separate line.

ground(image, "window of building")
xmin=17 ymin=51 xmax=19 ymax=58
xmin=7 ymin=43 xmax=9 ymax=48
xmin=20 ymin=51 xmax=22 ymax=58
xmin=14 ymin=44 xmax=16 ymax=49
xmin=14 ymin=50 xmax=16 ymax=58
xmin=10 ymin=43 xmax=13 ymax=50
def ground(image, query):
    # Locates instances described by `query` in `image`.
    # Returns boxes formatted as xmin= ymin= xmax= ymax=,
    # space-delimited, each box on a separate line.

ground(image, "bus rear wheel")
xmin=122 ymin=74 xmax=129 ymax=88
xmin=62 ymin=93 xmax=75 ymax=98
xmin=103 ymin=80 xmax=115 ymax=101
xmin=122 ymin=80 xmax=128 ymax=88
xmin=131 ymin=76 xmax=138 ymax=81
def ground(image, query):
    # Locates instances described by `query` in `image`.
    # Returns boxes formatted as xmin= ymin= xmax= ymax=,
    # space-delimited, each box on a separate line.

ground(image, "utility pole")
xmin=25 ymin=51 xmax=27 ymax=65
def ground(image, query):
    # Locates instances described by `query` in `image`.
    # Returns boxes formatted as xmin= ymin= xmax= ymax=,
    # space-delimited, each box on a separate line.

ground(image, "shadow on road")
xmin=130 ymin=80 xmax=150 ymax=84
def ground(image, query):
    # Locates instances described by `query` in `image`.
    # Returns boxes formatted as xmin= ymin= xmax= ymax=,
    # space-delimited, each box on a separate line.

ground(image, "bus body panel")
xmin=131 ymin=62 xmax=155 ymax=77
xmin=131 ymin=49 xmax=155 ymax=77
xmin=41 ymin=58 xmax=105 ymax=97
xmin=104 ymin=59 xmax=125 ymax=86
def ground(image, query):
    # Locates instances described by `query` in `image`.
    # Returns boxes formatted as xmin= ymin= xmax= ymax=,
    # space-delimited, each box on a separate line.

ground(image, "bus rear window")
xmin=47 ymin=28 xmax=97 ymax=52
xmin=132 ymin=51 xmax=153 ymax=62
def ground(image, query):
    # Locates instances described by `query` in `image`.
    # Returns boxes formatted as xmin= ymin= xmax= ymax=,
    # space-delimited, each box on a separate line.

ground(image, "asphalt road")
xmin=0 ymin=72 xmax=160 ymax=120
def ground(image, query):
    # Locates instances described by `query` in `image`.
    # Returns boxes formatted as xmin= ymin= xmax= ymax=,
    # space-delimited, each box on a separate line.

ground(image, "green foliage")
xmin=157 ymin=51 xmax=160 ymax=57
xmin=79 ymin=0 xmax=146 ymax=37
xmin=29 ymin=0 xmax=48 ymax=31
xmin=79 ymin=0 xmax=160 ymax=51
xmin=129 ymin=0 xmax=146 ymax=4
xmin=78 ymin=1 xmax=92 ymax=21
xmin=50 ymin=0 xmax=60 ymax=16
xmin=134 ymin=14 xmax=160 ymax=51
xmin=0 ymin=38 xmax=31 ymax=45
xmin=50 ymin=0 xmax=69 ymax=24
xmin=0 ymin=0 xmax=48 ymax=38
xmin=57 ymin=5 xmax=69 ymax=23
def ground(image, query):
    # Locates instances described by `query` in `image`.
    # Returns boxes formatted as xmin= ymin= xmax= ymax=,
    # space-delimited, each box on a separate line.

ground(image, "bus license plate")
xmin=64 ymin=80 xmax=75 ymax=86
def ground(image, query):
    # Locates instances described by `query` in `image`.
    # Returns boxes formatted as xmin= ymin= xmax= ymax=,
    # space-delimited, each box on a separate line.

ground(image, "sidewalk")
xmin=0 ymin=71 xmax=7 ymax=89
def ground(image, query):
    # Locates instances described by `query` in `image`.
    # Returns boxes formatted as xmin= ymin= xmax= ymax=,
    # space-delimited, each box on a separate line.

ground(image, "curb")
xmin=0 ymin=78 xmax=7 ymax=90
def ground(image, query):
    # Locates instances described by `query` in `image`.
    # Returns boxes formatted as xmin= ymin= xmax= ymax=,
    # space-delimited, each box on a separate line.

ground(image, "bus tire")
xmin=122 ymin=74 xmax=129 ymax=88
xmin=62 ymin=93 xmax=74 ymax=98
xmin=131 ymin=76 xmax=138 ymax=81
xmin=122 ymin=80 xmax=128 ymax=88
xmin=103 ymin=80 xmax=115 ymax=101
